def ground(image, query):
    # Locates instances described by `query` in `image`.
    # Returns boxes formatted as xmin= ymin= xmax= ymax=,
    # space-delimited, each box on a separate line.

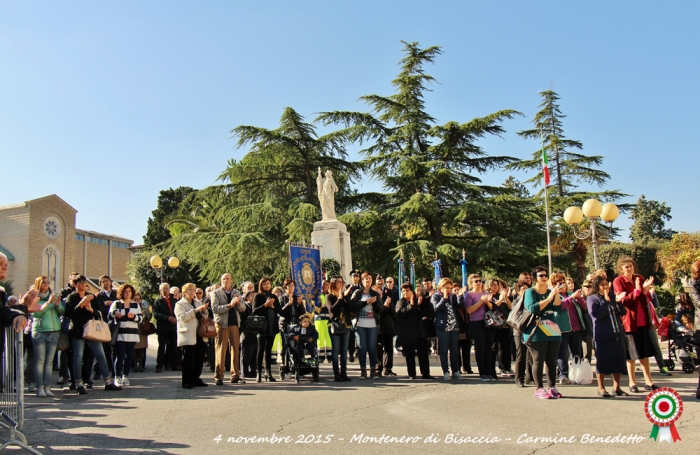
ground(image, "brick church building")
xmin=0 ymin=195 xmax=134 ymax=294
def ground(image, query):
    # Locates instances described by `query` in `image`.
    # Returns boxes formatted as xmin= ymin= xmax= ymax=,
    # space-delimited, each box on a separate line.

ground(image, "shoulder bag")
xmin=83 ymin=315 xmax=111 ymax=343
xmin=242 ymin=315 xmax=267 ymax=334
xmin=484 ymin=303 xmax=506 ymax=328
xmin=198 ymin=316 xmax=217 ymax=338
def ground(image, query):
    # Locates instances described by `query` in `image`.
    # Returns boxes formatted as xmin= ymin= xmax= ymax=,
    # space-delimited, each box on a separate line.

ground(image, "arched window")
xmin=43 ymin=246 xmax=60 ymax=291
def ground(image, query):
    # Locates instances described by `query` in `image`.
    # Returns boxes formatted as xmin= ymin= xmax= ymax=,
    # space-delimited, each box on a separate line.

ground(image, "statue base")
xmin=311 ymin=220 xmax=353 ymax=279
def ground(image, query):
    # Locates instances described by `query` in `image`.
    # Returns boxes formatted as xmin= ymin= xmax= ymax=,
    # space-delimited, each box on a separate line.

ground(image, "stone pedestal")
xmin=311 ymin=220 xmax=352 ymax=279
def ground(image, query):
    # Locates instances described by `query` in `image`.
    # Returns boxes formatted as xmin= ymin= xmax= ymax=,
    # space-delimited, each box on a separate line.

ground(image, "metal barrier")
xmin=0 ymin=327 xmax=42 ymax=454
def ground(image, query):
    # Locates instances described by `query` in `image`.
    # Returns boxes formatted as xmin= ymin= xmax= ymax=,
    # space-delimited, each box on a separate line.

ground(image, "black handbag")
xmin=242 ymin=315 xmax=267 ymax=334
xmin=109 ymin=319 xmax=119 ymax=345
xmin=419 ymin=317 xmax=436 ymax=339
xmin=329 ymin=320 xmax=347 ymax=335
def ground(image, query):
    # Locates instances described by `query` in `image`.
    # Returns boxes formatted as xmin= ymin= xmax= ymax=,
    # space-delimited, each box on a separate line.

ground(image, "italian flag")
xmin=542 ymin=146 xmax=550 ymax=186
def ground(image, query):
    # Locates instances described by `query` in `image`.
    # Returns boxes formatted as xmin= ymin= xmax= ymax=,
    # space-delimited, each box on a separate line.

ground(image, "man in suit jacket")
xmin=211 ymin=273 xmax=246 ymax=385
xmin=152 ymin=283 xmax=180 ymax=372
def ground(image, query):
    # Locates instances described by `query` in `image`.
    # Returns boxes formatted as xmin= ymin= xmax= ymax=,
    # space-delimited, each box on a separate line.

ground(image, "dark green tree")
xmin=508 ymin=90 xmax=629 ymax=280
xmin=509 ymin=90 xmax=609 ymax=198
xmin=317 ymin=41 xmax=535 ymax=279
xmin=143 ymin=187 xmax=195 ymax=247
xmin=162 ymin=107 xmax=360 ymax=284
xmin=629 ymin=194 xmax=675 ymax=243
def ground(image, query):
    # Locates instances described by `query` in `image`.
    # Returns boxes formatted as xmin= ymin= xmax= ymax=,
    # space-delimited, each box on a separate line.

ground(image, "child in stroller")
xmin=291 ymin=315 xmax=318 ymax=361
xmin=280 ymin=315 xmax=320 ymax=383
xmin=662 ymin=313 xmax=699 ymax=374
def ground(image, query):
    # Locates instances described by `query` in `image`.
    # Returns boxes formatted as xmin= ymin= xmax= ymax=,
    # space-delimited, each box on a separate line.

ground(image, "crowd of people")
xmin=2 ymin=251 xmax=699 ymax=401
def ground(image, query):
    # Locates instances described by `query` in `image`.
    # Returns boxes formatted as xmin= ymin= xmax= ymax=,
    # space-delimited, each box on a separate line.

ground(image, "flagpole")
xmin=541 ymin=128 xmax=553 ymax=275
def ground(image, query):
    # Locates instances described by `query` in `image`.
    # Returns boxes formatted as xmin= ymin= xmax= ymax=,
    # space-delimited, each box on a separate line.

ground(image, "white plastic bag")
xmin=577 ymin=358 xmax=593 ymax=385
xmin=569 ymin=356 xmax=582 ymax=384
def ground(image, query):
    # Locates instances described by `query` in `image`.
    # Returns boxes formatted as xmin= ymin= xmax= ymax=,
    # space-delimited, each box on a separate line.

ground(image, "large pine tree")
xmin=318 ymin=41 xmax=541 ymax=278
xmin=509 ymin=90 xmax=628 ymax=279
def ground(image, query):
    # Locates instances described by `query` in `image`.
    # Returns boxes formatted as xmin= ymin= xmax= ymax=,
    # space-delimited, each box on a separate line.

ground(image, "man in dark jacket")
xmin=152 ymin=283 xmax=179 ymax=372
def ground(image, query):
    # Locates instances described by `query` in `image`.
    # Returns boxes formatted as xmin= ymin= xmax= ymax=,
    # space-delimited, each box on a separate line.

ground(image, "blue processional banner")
xmin=289 ymin=244 xmax=323 ymax=313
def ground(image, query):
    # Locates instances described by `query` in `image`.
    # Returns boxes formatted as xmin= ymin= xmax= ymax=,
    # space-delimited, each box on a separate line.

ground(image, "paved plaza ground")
xmin=9 ymin=339 xmax=700 ymax=454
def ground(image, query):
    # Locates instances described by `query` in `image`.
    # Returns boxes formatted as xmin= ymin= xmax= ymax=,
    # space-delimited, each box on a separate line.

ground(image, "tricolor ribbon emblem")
xmin=645 ymin=388 xmax=683 ymax=443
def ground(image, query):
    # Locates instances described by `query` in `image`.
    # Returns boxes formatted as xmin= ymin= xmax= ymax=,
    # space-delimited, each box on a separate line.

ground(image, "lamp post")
xmin=563 ymin=199 xmax=619 ymax=270
xmin=150 ymin=255 xmax=179 ymax=284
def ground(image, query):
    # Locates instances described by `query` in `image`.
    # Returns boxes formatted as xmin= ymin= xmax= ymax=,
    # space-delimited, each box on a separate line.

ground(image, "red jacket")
xmin=613 ymin=274 xmax=651 ymax=333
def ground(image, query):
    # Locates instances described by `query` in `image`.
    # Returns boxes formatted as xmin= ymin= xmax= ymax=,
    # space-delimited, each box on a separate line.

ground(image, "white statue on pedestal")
xmin=317 ymin=167 xmax=338 ymax=221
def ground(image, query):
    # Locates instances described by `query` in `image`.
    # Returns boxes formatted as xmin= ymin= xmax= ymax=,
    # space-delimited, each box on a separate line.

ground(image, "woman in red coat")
xmin=612 ymin=256 xmax=658 ymax=393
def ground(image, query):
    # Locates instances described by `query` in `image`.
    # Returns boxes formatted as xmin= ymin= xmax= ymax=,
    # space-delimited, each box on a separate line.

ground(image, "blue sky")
xmin=1 ymin=1 xmax=698 ymax=244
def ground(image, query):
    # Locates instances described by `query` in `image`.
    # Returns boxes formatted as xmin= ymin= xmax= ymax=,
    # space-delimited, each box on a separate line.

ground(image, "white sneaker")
xmin=559 ymin=377 xmax=570 ymax=385
xmin=452 ymin=371 xmax=462 ymax=380
xmin=114 ymin=377 xmax=123 ymax=387
xmin=122 ymin=376 xmax=130 ymax=386
xmin=443 ymin=372 xmax=451 ymax=381
xmin=44 ymin=386 xmax=55 ymax=397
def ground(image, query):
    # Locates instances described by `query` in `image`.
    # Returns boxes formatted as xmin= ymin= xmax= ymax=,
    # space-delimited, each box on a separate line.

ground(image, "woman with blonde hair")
xmin=30 ymin=276 xmax=62 ymax=397
xmin=612 ymin=256 xmax=657 ymax=393
xmin=432 ymin=277 xmax=465 ymax=381
xmin=175 ymin=283 xmax=210 ymax=388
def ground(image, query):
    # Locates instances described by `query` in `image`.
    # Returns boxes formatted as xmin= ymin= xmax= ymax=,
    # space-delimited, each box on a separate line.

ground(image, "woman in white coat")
xmin=176 ymin=283 xmax=210 ymax=389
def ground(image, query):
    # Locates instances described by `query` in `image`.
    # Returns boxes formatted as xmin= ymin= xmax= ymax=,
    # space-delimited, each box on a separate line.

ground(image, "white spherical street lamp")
xmin=564 ymin=199 xmax=619 ymax=270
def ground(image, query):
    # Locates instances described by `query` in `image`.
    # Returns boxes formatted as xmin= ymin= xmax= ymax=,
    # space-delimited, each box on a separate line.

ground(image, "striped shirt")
xmin=109 ymin=301 xmax=143 ymax=343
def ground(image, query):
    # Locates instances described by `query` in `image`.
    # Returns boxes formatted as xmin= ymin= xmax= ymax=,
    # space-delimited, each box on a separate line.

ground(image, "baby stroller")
xmin=279 ymin=330 xmax=320 ymax=383
xmin=665 ymin=323 xmax=699 ymax=374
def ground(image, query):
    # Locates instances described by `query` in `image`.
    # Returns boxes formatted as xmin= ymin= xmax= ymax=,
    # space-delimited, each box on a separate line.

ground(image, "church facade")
xmin=0 ymin=195 xmax=134 ymax=294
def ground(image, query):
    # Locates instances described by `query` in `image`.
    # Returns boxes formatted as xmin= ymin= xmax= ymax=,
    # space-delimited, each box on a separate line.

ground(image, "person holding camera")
xmin=523 ymin=266 xmax=563 ymax=399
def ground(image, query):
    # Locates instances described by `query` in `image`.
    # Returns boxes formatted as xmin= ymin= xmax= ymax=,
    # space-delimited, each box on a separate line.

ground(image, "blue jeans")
xmin=114 ymin=341 xmax=137 ymax=377
xmin=436 ymin=329 xmax=460 ymax=373
xmin=72 ymin=337 xmax=110 ymax=384
xmin=32 ymin=331 xmax=59 ymax=387
xmin=355 ymin=326 xmax=378 ymax=370
xmin=331 ymin=331 xmax=350 ymax=371
xmin=557 ymin=330 xmax=583 ymax=379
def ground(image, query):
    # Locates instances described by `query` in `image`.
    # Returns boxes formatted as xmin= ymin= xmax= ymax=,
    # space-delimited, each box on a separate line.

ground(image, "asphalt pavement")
xmin=10 ymin=338 xmax=700 ymax=455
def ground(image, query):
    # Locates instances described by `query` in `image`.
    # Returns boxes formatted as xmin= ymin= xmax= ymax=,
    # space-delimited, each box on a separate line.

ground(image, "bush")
xmin=322 ymin=258 xmax=341 ymax=278
xmin=585 ymin=241 xmax=665 ymax=281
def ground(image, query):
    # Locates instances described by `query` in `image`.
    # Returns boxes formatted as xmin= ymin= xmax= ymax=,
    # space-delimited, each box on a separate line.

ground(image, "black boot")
xmin=341 ymin=366 xmax=351 ymax=381
xmin=333 ymin=365 xmax=344 ymax=382
xmin=266 ymin=370 xmax=276 ymax=382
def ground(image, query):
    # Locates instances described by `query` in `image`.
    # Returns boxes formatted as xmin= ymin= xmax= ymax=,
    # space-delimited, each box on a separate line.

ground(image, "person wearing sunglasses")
xmin=465 ymin=274 xmax=496 ymax=382
xmin=522 ymin=266 xmax=563 ymax=399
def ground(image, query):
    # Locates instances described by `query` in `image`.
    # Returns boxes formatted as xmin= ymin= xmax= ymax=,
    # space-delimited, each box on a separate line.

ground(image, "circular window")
xmin=44 ymin=217 xmax=61 ymax=239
